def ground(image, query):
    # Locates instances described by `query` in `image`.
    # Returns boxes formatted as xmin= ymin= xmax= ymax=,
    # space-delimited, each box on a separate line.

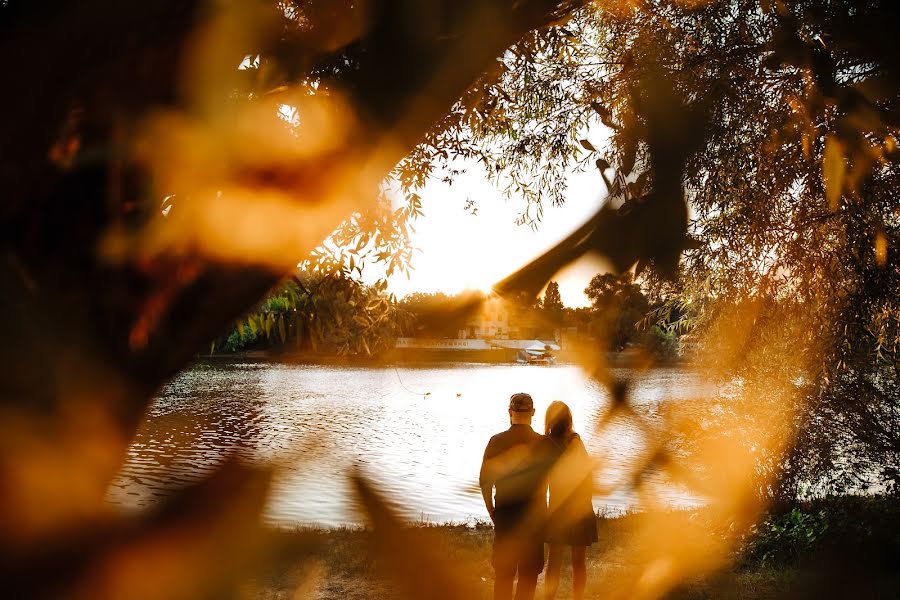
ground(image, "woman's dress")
xmin=546 ymin=432 xmax=598 ymax=546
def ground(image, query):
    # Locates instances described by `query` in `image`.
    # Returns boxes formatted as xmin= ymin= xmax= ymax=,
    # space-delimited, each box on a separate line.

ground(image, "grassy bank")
xmin=257 ymin=497 xmax=900 ymax=599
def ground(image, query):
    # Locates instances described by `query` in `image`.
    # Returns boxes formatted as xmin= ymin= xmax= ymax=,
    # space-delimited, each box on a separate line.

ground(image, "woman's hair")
xmin=544 ymin=400 xmax=573 ymax=439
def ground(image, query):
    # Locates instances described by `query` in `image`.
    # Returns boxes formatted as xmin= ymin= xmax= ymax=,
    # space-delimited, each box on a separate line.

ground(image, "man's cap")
xmin=509 ymin=392 xmax=534 ymax=412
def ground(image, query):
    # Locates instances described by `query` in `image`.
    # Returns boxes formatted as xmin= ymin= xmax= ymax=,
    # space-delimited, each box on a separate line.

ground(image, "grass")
xmin=256 ymin=500 xmax=900 ymax=599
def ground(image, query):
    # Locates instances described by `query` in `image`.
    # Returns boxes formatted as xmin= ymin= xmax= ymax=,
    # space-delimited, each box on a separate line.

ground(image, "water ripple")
xmin=108 ymin=362 xmax=705 ymax=526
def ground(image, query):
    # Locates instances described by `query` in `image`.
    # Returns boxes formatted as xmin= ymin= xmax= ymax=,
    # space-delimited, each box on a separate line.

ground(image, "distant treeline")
xmin=213 ymin=270 xmax=688 ymax=359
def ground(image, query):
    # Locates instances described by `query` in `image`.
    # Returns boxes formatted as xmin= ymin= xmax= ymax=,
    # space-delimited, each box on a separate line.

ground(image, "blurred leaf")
xmin=58 ymin=459 xmax=273 ymax=600
xmin=351 ymin=473 xmax=478 ymax=600
xmin=875 ymin=228 xmax=888 ymax=266
xmin=823 ymin=135 xmax=845 ymax=211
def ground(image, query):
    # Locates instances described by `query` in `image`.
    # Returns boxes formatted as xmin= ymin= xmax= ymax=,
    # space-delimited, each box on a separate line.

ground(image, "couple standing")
xmin=480 ymin=393 xmax=598 ymax=600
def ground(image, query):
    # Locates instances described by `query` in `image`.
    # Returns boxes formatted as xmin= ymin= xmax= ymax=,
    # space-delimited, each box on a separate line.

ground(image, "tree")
xmin=541 ymin=280 xmax=565 ymax=325
xmin=433 ymin=0 xmax=900 ymax=497
xmin=219 ymin=270 xmax=409 ymax=356
xmin=579 ymin=0 xmax=900 ymax=497
xmin=584 ymin=272 xmax=649 ymax=350
xmin=397 ymin=1 xmax=900 ymax=591
xmin=0 ymin=1 xmax=587 ymax=596
xmin=400 ymin=291 xmax=474 ymax=338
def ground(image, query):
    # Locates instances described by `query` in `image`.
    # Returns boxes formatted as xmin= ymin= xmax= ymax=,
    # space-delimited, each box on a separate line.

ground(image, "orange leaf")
xmin=823 ymin=135 xmax=845 ymax=211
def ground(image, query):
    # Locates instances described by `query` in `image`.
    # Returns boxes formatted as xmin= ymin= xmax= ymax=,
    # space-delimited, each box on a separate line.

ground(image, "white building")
xmin=460 ymin=296 xmax=510 ymax=339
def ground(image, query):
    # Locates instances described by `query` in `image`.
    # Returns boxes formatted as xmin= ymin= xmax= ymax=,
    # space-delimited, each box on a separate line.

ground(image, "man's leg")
xmin=493 ymin=534 xmax=516 ymax=600
xmin=494 ymin=568 xmax=515 ymax=600
xmin=543 ymin=543 xmax=563 ymax=600
xmin=515 ymin=538 xmax=544 ymax=600
xmin=514 ymin=571 xmax=538 ymax=600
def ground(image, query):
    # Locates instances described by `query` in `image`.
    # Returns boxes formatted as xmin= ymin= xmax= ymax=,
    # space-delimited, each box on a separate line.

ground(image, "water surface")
xmin=108 ymin=362 xmax=704 ymax=526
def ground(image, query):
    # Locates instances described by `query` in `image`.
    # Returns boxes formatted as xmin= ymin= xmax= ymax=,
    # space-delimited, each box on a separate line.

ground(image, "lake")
xmin=108 ymin=361 xmax=705 ymax=526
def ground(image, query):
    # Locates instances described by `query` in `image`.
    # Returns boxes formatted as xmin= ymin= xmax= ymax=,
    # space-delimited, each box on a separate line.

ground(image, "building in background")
xmin=460 ymin=295 xmax=510 ymax=339
xmin=395 ymin=294 xmax=561 ymax=362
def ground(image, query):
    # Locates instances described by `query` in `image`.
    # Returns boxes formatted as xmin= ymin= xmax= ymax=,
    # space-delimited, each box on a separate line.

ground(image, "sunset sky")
xmin=371 ymin=159 xmax=611 ymax=308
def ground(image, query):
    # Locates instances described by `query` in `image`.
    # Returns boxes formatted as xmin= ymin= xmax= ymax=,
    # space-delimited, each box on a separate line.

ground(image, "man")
xmin=480 ymin=392 xmax=552 ymax=600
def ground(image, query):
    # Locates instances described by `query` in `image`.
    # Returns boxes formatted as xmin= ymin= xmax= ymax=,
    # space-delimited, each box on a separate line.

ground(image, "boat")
xmin=516 ymin=344 xmax=558 ymax=365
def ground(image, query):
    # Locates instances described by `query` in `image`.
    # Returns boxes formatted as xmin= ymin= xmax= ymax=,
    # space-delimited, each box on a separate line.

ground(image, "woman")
xmin=543 ymin=401 xmax=598 ymax=600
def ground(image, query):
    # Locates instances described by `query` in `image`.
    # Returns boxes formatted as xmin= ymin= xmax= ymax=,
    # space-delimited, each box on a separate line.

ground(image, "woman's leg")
xmin=571 ymin=546 xmax=587 ymax=600
xmin=543 ymin=544 xmax=563 ymax=600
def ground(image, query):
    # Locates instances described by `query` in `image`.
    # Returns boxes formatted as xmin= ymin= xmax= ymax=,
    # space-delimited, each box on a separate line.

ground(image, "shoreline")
xmin=194 ymin=350 xmax=689 ymax=368
xmin=257 ymin=496 xmax=900 ymax=599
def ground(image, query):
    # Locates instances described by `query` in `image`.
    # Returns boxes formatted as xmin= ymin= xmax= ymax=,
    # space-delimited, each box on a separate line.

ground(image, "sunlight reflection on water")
xmin=108 ymin=361 xmax=707 ymax=526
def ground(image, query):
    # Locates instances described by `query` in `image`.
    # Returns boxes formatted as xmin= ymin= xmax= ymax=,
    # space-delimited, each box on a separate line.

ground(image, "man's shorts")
xmin=492 ymin=506 xmax=545 ymax=575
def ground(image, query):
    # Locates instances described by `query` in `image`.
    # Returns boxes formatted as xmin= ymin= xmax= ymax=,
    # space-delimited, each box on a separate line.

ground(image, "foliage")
xmin=400 ymin=289 xmax=569 ymax=340
xmin=422 ymin=0 xmax=900 ymax=495
xmin=217 ymin=270 xmax=410 ymax=357
xmin=643 ymin=325 xmax=679 ymax=360
xmin=541 ymin=280 xmax=565 ymax=325
xmin=745 ymin=508 xmax=830 ymax=567
xmin=562 ymin=305 xmax=594 ymax=330
xmin=313 ymin=191 xmax=422 ymax=285
xmin=3 ymin=0 xmax=900 ymax=597
xmin=0 ymin=2 xmax=601 ymax=595
xmin=584 ymin=272 xmax=650 ymax=350
xmin=742 ymin=495 xmax=900 ymax=570
xmin=400 ymin=291 xmax=471 ymax=338
xmin=221 ymin=325 xmax=259 ymax=354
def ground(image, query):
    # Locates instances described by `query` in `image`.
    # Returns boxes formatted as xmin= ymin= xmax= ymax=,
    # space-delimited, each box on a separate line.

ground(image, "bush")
xmin=741 ymin=496 xmax=900 ymax=570
xmin=745 ymin=508 xmax=829 ymax=566
xmin=222 ymin=324 xmax=258 ymax=353
xmin=643 ymin=325 xmax=679 ymax=360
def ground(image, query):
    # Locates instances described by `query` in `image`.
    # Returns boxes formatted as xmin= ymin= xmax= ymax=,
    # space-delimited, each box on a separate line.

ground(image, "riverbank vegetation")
xmin=218 ymin=271 xmax=684 ymax=360
xmin=211 ymin=270 xmax=409 ymax=356
xmin=258 ymin=495 xmax=900 ymax=599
